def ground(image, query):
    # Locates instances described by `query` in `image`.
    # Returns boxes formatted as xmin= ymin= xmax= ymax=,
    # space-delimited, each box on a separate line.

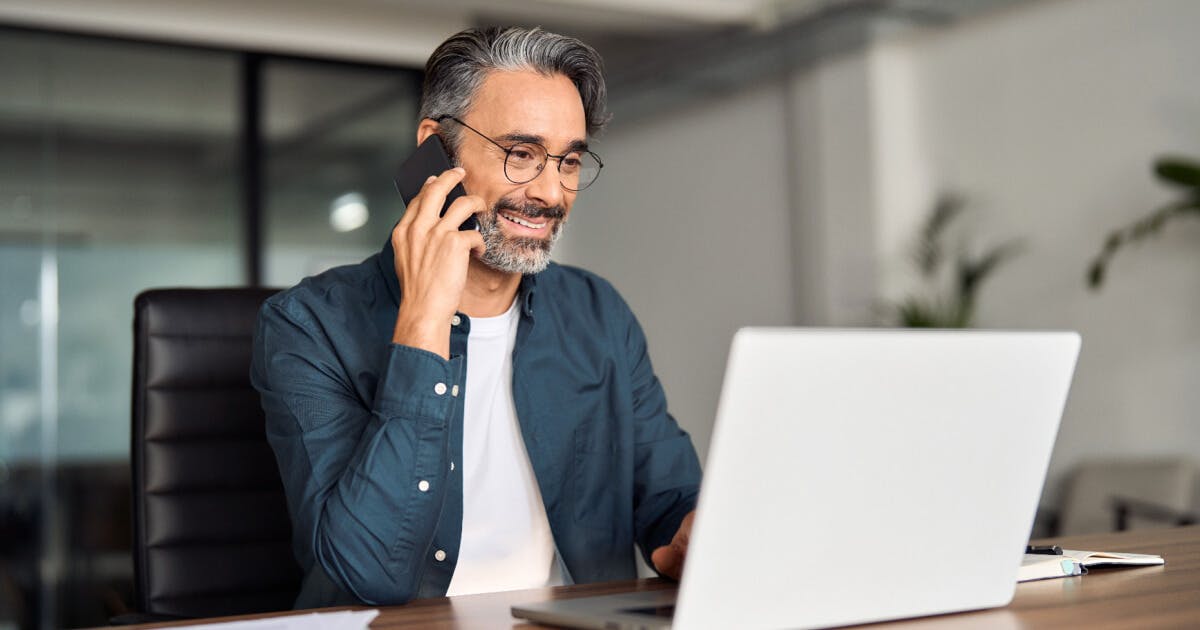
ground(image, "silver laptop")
xmin=513 ymin=328 xmax=1080 ymax=630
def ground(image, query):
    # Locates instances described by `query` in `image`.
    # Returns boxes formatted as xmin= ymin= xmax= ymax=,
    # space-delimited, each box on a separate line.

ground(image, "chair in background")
xmin=127 ymin=288 xmax=299 ymax=620
xmin=1056 ymin=457 xmax=1199 ymax=536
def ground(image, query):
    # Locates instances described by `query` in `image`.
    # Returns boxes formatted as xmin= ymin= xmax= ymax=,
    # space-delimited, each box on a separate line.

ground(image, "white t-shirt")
xmin=445 ymin=299 xmax=563 ymax=596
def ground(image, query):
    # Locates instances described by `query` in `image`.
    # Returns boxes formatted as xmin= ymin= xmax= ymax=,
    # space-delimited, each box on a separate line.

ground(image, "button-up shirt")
xmin=250 ymin=240 xmax=703 ymax=608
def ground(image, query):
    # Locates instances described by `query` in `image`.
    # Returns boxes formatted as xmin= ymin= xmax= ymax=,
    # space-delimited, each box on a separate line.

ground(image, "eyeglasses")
xmin=434 ymin=115 xmax=603 ymax=192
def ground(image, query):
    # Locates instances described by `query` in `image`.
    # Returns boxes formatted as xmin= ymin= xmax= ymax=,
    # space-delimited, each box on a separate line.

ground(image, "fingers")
xmin=402 ymin=212 xmax=484 ymax=267
xmin=433 ymin=225 xmax=485 ymax=259
xmin=459 ymin=226 xmax=486 ymax=257
xmin=440 ymin=194 xmax=486 ymax=232
xmin=396 ymin=175 xmax=435 ymax=232
xmin=652 ymin=510 xmax=695 ymax=581
xmin=394 ymin=168 xmax=474 ymax=251
xmin=413 ymin=167 xmax=468 ymax=226
xmin=651 ymin=544 xmax=684 ymax=581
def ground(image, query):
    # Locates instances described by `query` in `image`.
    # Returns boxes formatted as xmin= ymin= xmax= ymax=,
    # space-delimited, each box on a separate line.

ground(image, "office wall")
xmin=556 ymin=80 xmax=798 ymax=464
xmin=6 ymin=0 xmax=1194 ymax=501
xmin=562 ymin=0 xmax=1200 ymax=502
xmin=904 ymin=0 xmax=1200 ymax=496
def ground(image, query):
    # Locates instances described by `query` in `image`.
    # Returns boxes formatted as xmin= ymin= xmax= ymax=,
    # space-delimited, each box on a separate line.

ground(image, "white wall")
xmin=787 ymin=49 xmax=883 ymax=326
xmin=562 ymin=0 xmax=1200 ymax=505
xmin=556 ymin=80 xmax=798 ymax=463
xmin=904 ymin=0 xmax=1200 ymax=498
xmin=12 ymin=0 xmax=1194 ymax=507
xmin=786 ymin=38 xmax=935 ymax=325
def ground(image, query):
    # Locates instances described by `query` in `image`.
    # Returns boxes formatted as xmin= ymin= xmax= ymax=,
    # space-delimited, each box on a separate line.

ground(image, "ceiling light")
xmin=330 ymin=192 xmax=369 ymax=232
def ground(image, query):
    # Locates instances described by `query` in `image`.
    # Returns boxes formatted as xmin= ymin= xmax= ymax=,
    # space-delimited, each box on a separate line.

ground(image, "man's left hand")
xmin=650 ymin=510 xmax=695 ymax=581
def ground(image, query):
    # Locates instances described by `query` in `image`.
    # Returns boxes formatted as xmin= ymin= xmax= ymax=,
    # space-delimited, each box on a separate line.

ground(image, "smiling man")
xmin=251 ymin=27 xmax=702 ymax=608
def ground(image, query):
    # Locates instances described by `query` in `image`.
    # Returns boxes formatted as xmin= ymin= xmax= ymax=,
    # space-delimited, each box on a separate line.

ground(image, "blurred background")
xmin=0 ymin=0 xmax=1197 ymax=627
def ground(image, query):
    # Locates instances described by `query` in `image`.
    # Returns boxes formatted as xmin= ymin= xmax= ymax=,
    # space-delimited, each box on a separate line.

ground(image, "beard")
xmin=474 ymin=196 xmax=567 ymax=275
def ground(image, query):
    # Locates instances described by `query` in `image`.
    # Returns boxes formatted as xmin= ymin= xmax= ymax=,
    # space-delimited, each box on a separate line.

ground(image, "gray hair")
xmin=419 ymin=26 xmax=610 ymax=152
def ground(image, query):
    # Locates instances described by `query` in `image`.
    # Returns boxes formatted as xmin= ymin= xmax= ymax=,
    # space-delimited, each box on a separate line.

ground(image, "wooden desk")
xmin=98 ymin=525 xmax=1200 ymax=629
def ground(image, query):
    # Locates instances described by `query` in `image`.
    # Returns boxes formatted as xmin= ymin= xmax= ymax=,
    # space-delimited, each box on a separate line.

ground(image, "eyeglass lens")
xmin=504 ymin=143 xmax=601 ymax=191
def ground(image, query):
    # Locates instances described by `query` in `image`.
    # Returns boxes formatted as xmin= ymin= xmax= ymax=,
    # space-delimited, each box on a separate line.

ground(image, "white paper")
xmin=1062 ymin=549 xmax=1165 ymax=568
xmin=166 ymin=609 xmax=379 ymax=630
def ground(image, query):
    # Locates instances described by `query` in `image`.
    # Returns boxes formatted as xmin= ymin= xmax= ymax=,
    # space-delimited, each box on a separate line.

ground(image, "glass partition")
xmin=0 ymin=29 xmax=419 ymax=630
xmin=262 ymin=59 xmax=420 ymax=286
xmin=0 ymin=29 xmax=244 ymax=629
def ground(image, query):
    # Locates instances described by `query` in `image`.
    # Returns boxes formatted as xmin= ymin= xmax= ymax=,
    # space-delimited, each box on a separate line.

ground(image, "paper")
xmin=166 ymin=609 xmax=379 ymax=630
xmin=1017 ymin=548 xmax=1164 ymax=582
xmin=1061 ymin=549 xmax=1165 ymax=568
xmin=1017 ymin=554 xmax=1084 ymax=582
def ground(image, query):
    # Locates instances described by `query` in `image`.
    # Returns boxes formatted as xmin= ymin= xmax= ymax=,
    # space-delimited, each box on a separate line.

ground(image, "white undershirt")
xmin=446 ymin=299 xmax=562 ymax=596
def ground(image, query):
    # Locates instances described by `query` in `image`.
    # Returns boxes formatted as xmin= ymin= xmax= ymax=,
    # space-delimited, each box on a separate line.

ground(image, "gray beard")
xmin=475 ymin=203 xmax=565 ymax=275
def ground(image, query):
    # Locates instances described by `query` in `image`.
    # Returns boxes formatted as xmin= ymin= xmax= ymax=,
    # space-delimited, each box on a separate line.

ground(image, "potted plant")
xmin=1088 ymin=156 xmax=1200 ymax=289
xmin=893 ymin=194 xmax=1023 ymax=328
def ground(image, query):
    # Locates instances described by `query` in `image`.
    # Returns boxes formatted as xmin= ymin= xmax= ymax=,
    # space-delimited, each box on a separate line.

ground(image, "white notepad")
xmin=168 ymin=609 xmax=379 ymax=630
xmin=1018 ymin=549 xmax=1164 ymax=582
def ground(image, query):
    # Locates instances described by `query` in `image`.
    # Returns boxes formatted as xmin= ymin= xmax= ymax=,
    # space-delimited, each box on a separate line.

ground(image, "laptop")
xmin=512 ymin=328 xmax=1080 ymax=630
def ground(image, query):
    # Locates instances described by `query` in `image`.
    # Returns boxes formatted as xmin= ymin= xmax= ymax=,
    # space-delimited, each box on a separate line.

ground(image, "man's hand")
xmin=391 ymin=167 xmax=486 ymax=359
xmin=651 ymin=510 xmax=695 ymax=581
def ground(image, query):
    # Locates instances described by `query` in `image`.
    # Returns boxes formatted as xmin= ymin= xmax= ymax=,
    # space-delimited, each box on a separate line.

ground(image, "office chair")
xmin=1056 ymin=457 xmax=1199 ymax=535
xmin=128 ymin=288 xmax=300 ymax=620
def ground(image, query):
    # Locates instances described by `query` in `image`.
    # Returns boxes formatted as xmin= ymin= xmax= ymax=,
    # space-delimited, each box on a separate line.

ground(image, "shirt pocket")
xmin=572 ymin=423 xmax=618 ymax=527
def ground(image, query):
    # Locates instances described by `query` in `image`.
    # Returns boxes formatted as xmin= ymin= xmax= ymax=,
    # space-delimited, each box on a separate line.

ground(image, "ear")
xmin=416 ymin=119 xmax=441 ymax=146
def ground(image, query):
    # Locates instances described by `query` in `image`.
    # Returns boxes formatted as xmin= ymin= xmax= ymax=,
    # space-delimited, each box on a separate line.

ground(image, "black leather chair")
xmin=129 ymin=288 xmax=301 ymax=619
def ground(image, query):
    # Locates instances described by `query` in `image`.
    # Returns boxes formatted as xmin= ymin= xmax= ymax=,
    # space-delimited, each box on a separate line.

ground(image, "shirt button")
xmin=451 ymin=384 xmax=460 ymax=397
xmin=450 ymin=461 xmax=455 ymax=471
xmin=418 ymin=480 xmax=430 ymax=492
xmin=434 ymin=382 xmax=447 ymax=396
xmin=434 ymin=549 xmax=447 ymax=562
xmin=451 ymin=315 xmax=462 ymax=326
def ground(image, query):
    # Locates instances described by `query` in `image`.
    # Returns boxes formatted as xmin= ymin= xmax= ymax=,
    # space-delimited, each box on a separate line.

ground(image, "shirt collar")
xmin=376 ymin=234 xmax=539 ymax=318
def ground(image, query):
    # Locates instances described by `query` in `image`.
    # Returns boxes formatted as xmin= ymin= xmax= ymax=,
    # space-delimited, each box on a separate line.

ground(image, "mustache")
xmin=493 ymin=198 xmax=566 ymax=220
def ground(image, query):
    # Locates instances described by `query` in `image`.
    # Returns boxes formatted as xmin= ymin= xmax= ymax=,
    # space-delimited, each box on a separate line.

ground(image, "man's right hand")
xmin=391 ymin=167 xmax=486 ymax=359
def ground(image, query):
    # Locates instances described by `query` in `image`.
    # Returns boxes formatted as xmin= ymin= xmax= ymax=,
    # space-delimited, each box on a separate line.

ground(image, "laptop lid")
xmin=672 ymin=328 xmax=1079 ymax=629
xmin=512 ymin=328 xmax=1080 ymax=630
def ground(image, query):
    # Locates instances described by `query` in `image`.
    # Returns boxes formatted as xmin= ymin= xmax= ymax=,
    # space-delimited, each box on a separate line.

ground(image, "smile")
xmin=499 ymin=210 xmax=549 ymax=229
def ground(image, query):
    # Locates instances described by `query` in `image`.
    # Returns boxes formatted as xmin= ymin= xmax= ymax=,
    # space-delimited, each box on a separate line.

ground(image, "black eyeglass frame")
xmin=433 ymin=115 xmax=604 ymax=192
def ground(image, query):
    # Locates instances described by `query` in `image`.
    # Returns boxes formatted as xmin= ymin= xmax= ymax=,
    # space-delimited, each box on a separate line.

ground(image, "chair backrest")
xmin=131 ymin=288 xmax=300 ymax=617
xmin=1058 ymin=457 xmax=1199 ymax=535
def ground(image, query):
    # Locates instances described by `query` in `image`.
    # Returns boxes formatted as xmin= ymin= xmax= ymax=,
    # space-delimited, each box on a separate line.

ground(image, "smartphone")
xmin=394 ymin=135 xmax=477 ymax=231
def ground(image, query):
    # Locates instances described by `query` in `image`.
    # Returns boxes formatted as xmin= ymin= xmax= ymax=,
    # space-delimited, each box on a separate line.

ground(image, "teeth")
xmin=502 ymin=212 xmax=547 ymax=229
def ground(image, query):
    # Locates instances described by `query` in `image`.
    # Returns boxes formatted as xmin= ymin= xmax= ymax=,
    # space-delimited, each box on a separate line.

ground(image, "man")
xmin=251 ymin=26 xmax=701 ymax=608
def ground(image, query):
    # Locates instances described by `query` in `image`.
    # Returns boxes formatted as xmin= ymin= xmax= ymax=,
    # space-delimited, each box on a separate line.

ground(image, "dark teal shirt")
xmin=250 ymin=240 xmax=702 ymax=608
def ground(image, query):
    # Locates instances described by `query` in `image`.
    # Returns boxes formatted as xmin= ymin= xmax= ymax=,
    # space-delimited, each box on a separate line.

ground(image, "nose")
xmin=523 ymin=159 xmax=566 ymax=208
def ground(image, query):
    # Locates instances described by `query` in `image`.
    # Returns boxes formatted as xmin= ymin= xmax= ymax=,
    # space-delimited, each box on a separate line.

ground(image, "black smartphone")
xmin=394 ymin=134 xmax=477 ymax=231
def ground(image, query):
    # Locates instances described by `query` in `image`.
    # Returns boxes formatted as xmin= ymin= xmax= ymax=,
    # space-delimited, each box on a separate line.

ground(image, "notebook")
xmin=512 ymin=328 xmax=1081 ymax=630
xmin=1019 ymin=549 xmax=1164 ymax=582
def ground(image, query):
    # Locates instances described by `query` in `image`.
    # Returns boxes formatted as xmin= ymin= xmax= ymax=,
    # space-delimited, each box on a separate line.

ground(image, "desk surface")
xmin=104 ymin=525 xmax=1200 ymax=629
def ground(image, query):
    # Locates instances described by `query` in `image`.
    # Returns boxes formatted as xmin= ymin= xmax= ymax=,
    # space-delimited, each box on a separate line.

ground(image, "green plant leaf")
xmin=1154 ymin=157 xmax=1200 ymax=189
xmin=1103 ymin=232 xmax=1123 ymax=252
xmin=895 ymin=194 xmax=1022 ymax=328
xmin=915 ymin=193 xmax=965 ymax=277
xmin=898 ymin=296 xmax=957 ymax=328
xmin=956 ymin=240 xmax=1024 ymax=301
xmin=1086 ymin=199 xmax=1197 ymax=291
xmin=1087 ymin=258 xmax=1107 ymax=290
